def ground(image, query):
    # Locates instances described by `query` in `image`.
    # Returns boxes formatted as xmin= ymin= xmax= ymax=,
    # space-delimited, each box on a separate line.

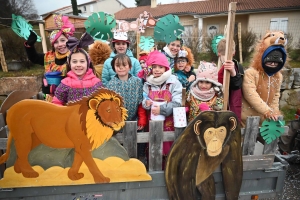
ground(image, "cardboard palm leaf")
xmin=139 ymin=36 xmax=154 ymax=51
xmin=84 ymin=12 xmax=116 ymax=41
xmin=260 ymin=120 xmax=285 ymax=144
xmin=212 ymin=34 xmax=224 ymax=55
xmin=153 ymin=14 xmax=184 ymax=43
xmin=11 ymin=14 xmax=41 ymax=42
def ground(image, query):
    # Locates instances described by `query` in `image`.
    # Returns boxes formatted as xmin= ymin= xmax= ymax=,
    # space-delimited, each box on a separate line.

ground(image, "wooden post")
xmin=148 ymin=120 xmax=163 ymax=171
xmin=39 ymin=23 xmax=48 ymax=53
xmin=238 ymin=22 xmax=243 ymax=64
xmin=136 ymin=31 xmax=140 ymax=60
xmin=222 ymin=2 xmax=237 ymax=110
xmin=0 ymin=39 xmax=8 ymax=72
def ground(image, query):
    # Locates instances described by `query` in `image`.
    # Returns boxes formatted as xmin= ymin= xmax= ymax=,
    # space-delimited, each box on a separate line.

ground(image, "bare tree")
xmin=182 ymin=27 xmax=203 ymax=62
xmin=0 ymin=0 xmax=39 ymax=25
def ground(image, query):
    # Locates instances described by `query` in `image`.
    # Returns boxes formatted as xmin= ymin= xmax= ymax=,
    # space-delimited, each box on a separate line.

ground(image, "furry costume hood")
xmin=89 ymin=41 xmax=111 ymax=66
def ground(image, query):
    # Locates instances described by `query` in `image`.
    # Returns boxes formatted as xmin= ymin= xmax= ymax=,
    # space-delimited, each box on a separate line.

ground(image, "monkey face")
xmin=204 ymin=127 xmax=226 ymax=157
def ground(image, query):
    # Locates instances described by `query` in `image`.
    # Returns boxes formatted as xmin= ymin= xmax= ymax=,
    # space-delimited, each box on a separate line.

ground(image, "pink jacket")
xmin=52 ymin=68 xmax=102 ymax=105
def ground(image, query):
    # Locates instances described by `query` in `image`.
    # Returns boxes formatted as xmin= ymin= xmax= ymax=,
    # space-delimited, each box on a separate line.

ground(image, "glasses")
xmin=177 ymin=60 xmax=187 ymax=63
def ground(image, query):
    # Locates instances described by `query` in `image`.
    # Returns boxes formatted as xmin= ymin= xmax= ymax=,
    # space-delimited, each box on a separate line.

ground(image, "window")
xmin=83 ymin=6 xmax=87 ymax=12
xmin=90 ymin=5 xmax=93 ymax=12
xmin=270 ymin=18 xmax=288 ymax=34
xmin=207 ymin=25 xmax=219 ymax=36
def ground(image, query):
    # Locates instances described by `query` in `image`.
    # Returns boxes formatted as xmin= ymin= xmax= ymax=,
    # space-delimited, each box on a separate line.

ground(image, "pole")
xmin=0 ymin=39 xmax=8 ymax=72
xmin=222 ymin=2 xmax=237 ymax=110
xmin=39 ymin=23 xmax=48 ymax=53
xmin=238 ymin=22 xmax=243 ymax=64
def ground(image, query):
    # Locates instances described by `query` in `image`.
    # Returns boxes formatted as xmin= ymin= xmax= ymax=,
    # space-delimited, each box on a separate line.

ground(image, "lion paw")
xmin=68 ymin=171 xmax=84 ymax=181
xmin=22 ymin=170 xmax=39 ymax=178
xmin=94 ymin=175 xmax=110 ymax=183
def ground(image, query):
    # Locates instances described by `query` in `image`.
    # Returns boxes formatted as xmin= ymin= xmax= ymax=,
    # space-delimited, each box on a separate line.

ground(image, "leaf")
xmin=84 ymin=12 xmax=116 ymax=41
xmin=11 ymin=14 xmax=41 ymax=42
xmin=153 ymin=14 xmax=184 ymax=43
xmin=211 ymin=34 xmax=225 ymax=55
xmin=139 ymin=36 xmax=154 ymax=51
xmin=260 ymin=120 xmax=285 ymax=144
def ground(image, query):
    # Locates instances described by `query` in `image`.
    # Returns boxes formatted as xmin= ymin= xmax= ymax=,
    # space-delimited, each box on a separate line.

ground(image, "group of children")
xmin=25 ymin=18 xmax=286 ymax=168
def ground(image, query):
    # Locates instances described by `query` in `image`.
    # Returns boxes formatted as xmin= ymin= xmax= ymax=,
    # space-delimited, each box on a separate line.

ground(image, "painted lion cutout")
xmin=0 ymin=88 xmax=127 ymax=183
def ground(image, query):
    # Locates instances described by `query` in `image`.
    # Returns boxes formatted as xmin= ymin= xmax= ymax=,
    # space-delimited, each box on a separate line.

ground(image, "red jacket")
xmin=218 ymin=60 xmax=244 ymax=121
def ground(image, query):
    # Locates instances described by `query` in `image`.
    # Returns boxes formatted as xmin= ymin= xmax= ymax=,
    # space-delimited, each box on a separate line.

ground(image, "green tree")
xmin=71 ymin=0 xmax=79 ymax=15
xmin=135 ymin=0 xmax=151 ymax=6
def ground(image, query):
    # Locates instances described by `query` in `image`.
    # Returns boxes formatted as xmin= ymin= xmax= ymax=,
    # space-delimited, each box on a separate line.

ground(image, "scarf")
xmin=55 ymin=50 xmax=70 ymax=59
xmin=163 ymin=46 xmax=176 ymax=58
xmin=146 ymin=69 xmax=172 ymax=86
xmin=190 ymin=84 xmax=215 ymax=101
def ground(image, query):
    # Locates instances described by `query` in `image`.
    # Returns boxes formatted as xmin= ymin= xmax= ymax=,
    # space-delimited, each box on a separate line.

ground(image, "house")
xmin=114 ymin=0 xmax=300 ymax=48
xmin=40 ymin=0 xmax=127 ymax=18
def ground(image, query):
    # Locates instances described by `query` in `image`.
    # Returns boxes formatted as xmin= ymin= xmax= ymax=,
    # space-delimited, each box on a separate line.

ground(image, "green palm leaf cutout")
xmin=139 ymin=36 xmax=154 ymax=51
xmin=153 ymin=14 xmax=184 ymax=44
xmin=260 ymin=120 xmax=285 ymax=144
xmin=11 ymin=14 xmax=41 ymax=42
xmin=212 ymin=34 xmax=224 ymax=55
xmin=84 ymin=12 xmax=116 ymax=41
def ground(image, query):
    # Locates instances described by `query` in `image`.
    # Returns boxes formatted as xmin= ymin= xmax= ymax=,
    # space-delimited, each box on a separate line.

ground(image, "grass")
xmin=281 ymin=106 xmax=297 ymax=122
xmin=0 ymin=64 xmax=44 ymax=78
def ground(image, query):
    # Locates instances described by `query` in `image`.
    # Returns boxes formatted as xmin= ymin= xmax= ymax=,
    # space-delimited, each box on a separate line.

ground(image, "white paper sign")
xmin=173 ymin=107 xmax=187 ymax=128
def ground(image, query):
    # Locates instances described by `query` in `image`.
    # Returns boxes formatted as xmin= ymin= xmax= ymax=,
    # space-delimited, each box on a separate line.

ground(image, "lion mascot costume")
xmin=241 ymin=31 xmax=287 ymax=126
xmin=89 ymin=41 xmax=112 ymax=80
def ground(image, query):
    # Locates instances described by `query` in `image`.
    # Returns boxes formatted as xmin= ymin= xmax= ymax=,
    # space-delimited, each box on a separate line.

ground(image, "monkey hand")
xmin=199 ymin=103 xmax=210 ymax=111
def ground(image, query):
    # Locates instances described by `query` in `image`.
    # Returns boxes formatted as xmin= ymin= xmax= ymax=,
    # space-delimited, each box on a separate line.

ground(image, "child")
xmin=52 ymin=33 xmax=102 ymax=105
xmin=106 ymin=54 xmax=146 ymax=130
xmin=142 ymin=50 xmax=182 ymax=160
xmin=161 ymin=38 xmax=183 ymax=70
xmin=241 ymin=42 xmax=286 ymax=126
xmin=106 ymin=53 xmax=147 ymax=166
xmin=174 ymin=46 xmax=196 ymax=91
xmin=24 ymin=15 xmax=75 ymax=96
xmin=187 ymin=61 xmax=223 ymax=122
xmin=217 ymin=39 xmax=244 ymax=121
xmin=102 ymin=32 xmax=141 ymax=86
xmin=137 ymin=52 xmax=150 ymax=83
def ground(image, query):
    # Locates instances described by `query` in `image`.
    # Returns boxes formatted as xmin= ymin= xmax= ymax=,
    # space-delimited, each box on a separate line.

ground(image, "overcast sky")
xmin=32 ymin=0 xmax=200 ymax=15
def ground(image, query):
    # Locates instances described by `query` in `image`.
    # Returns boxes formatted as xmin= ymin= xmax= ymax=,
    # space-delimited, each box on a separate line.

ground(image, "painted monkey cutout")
xmin=114 ymin=20 xmax=139 ymax=32
xmin=165 ymin=111 xmax=243 ymax=200
xmin=138 ymin=11 xmax=157 ymax=33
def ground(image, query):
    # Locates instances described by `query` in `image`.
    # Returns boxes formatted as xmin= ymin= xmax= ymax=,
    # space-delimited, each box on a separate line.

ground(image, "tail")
xmin=0 ymin=132 xmax=12 ymax=164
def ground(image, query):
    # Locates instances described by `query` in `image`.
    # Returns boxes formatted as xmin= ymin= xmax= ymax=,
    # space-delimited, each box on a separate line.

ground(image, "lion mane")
xmin=84 ymin=91 xmax=127 ymax=150
xmin=250 ymin=30 xmax=287 ymax=78
xmin=0 ymin=88 xmax=127 ymax=183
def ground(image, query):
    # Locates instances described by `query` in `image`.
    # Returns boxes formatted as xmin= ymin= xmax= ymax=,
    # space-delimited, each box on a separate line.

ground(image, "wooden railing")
xmin=0 ymin=112 xmax=289 ymax=175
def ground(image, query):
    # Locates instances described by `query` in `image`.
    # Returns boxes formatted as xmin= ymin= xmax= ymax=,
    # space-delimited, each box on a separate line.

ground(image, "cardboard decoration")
xmin=11 ymin=14 xmax=41 ymax=42
xmin=139 ymin=36 xmax=154 ymax=51
xmin=211 ymin=34 xmax=225 ymax=55
xmin=260 ymin=119 xmax=285 ymax=144
xmin=84 ymin=12 xmax=116 ymax=41
xmin=153 ymin=14 xmax=184 ymax=44
xmin=0 ymin=88 xmax=151 ymax=188
xmin=165 ymin=111 xmax=243 ymax=200
xmin=113 ymin=20 xmax=139 ymax=32
xmin=138 ymin=11 xmax=158 ymax=33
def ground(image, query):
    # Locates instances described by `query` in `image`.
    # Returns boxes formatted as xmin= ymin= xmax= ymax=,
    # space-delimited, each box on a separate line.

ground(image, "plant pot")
xmin=7 ymin=61 xmax=22 ymax=71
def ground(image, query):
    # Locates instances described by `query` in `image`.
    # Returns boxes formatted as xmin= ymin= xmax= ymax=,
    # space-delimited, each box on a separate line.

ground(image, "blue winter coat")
xmin=102 ymin=50 xmax=141 ymax=86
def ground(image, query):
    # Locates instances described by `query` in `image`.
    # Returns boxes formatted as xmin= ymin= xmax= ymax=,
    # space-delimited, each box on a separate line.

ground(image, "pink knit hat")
xmin=146 ymin=50 xmax=170 ymax=71
xmin=196 ymin=61 xmax=222 ymax=87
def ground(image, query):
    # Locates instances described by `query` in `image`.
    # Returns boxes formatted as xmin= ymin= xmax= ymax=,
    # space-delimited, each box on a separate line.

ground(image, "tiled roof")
xmin=115 ymin=0 xmax=300 ymax=20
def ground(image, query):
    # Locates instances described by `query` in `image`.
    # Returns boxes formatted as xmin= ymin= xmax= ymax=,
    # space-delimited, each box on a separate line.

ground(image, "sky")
xmin=32 ymin=0 xmax=200 ymax=15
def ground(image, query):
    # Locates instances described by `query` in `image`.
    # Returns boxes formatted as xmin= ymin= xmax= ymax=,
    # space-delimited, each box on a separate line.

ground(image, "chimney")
xmin=151 ymin=0 xmax=157 ymax=8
